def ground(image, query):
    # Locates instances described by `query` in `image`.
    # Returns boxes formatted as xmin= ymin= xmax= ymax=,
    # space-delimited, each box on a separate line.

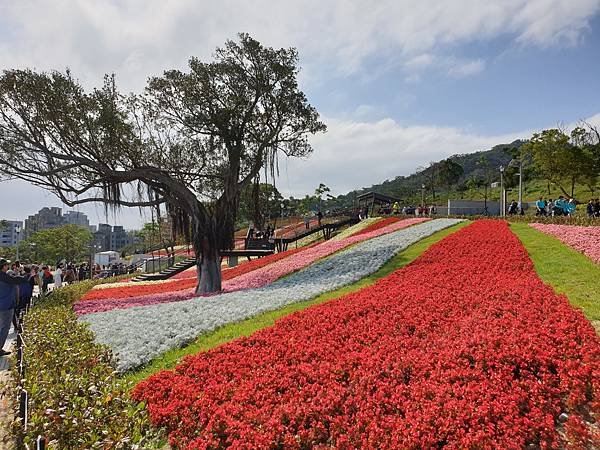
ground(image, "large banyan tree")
xmin=0 ymin=34 xmax=325 ymax=293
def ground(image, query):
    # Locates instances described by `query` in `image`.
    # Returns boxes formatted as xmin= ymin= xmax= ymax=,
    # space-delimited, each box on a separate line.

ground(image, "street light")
xmin=29 ymin=242 xmax=36 ymax=263
xmin=421 ymin=184 xmax=426 ymax=206
xmin=508 ymin=158 xmax=523 ymax=214
xmin=89 ymin=243 xmax=102 ymax=279
xmin=499 ymin=165 xmax=505 ymax=217
xmin=15 ymin=226 xmax=21 ymax=261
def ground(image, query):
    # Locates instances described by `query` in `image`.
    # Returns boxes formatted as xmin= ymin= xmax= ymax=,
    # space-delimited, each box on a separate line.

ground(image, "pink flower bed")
xmin=224 ymin=217 xmax=428 ymax=291
xmin=530 ymin=223 xmax=600 ymax=264
xmin=76 ymin=218 xmax=428 ymax=315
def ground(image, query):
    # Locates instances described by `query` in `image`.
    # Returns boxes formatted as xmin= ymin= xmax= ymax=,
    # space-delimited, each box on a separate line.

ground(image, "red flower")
xmin=133 ymin=220 xmax=600 ymax=448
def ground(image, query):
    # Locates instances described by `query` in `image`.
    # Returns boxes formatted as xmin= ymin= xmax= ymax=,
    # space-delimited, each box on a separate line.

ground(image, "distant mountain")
xmin=330 ymin=140 xmax=525 ymax=206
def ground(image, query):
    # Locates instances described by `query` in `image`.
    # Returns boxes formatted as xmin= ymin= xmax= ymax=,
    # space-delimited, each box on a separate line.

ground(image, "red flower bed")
xmin=352 ymin=217 xmax=401 ymax=236
xmin=80 ymin=246 xmax=309 ymax=302
xmin=134 ymin=220 xmax=600 ymax=449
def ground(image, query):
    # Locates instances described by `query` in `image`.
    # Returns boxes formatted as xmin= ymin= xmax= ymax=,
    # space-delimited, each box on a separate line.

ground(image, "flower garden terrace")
xmin=14 ymin=216 xmax=600 ymax=449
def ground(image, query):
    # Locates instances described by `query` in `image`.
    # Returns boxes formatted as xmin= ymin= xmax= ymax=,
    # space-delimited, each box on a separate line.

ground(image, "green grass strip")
xmin=510 ymin=222 xmax=600 ymax=323
xmin=123 ymin=220 xmax=470 ymax=385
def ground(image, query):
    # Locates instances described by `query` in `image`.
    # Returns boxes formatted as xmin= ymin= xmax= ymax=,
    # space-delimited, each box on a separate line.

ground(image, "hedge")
xmin=13 ymin=277 xmax=164 ymax=449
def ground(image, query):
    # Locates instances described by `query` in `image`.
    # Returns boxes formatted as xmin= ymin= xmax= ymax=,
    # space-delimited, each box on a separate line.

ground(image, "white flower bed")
xmin=83 ymin=219 xmax=463 ymax=372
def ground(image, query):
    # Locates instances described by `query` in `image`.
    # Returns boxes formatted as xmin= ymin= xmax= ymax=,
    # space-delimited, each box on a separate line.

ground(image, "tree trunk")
xmin=195 ymin=251 xmax=221 ymax=294
xmin=252 ymin=176 xmax=264 ymax=231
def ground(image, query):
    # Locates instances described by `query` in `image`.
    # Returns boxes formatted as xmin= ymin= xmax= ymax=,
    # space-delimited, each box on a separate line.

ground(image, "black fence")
xmin=13 ymin=296 xmax=46 ymax=450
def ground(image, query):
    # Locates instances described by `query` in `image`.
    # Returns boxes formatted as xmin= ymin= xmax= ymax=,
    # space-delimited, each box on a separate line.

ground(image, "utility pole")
xmin=499 ymin=165 xmax=505 ymax=217
xmin=15 ymin=226 xmax=21 ymax=260
xmin=518 ymin=158 xmax=523 ymax=214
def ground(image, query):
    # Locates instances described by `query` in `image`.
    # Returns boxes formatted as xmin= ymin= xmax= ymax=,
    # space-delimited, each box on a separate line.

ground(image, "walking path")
xmin=0 ymin=328 xmax=16 ymax=449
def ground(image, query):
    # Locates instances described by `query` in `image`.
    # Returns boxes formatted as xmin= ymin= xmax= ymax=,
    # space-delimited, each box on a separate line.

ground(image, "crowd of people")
xmin=530 ymin=196 xmax=595 ymax=217
xmin=364 ymin=202 xmax=437 ymax=218
xmin=0 ymin=258 xmax=137 ymax=356
xmin=586 ymin=198 xmax=600 ymax=217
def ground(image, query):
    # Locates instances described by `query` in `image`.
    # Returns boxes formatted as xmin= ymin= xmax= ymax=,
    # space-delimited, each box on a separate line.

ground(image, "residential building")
xmin=24 ymin=207 xmax=65 ymax=235
xmin=0 ymin=220 xmax=23 ymax=248
xmin=110 ymin=226 xmax=129 ymax=251
xmin=63 ymin=211 xmax=90 ymax=229
xmin=93 ymin=224 xmax=136 ymax=252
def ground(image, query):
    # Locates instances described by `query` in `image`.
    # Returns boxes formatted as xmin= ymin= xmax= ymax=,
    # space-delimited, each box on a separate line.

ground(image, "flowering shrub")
xmin=83 ymin=219 xmax=460 ymax=372
xmin=530 ymin=223 xmax=600 ymax=264
xmin=15 ymin=276 xmax=162 ymax=449
xmin=134 ymin=220 xmax=600 ymax=449
xmin=224 ymin=217 xmax=428 ymax=291
xmin=76 ymin=220 xmax=426 ymax=315
xmin=76 ymin=246 xmax=311 ymax=315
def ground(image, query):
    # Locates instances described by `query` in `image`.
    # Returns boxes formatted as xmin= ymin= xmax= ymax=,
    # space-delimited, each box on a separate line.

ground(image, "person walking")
xmin=0 ymin=259 xmax=25 ymax=356
xmin=53 ymin=263 xmax=63 ymax=289
xmin=41 ymin=266 xmax=52 ymax=294
xmin=13 ymin=266 xmax=34 ymax=330
xmin=536 ymin=197 xmax=547 ymax=216
xmin=317 ymin=210 xmax=323 ymax=227
xmin=587 ymin=199 xmax=595 ymax=218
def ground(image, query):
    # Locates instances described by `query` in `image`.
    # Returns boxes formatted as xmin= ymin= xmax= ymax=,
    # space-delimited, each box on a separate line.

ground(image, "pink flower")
xmin=530 ymin=223 xmax=600 ymax=264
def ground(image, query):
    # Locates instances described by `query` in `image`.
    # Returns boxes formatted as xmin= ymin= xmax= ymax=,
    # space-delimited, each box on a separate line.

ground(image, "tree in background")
xmin=522 ymin=127 xmax=597 ymax=200
xmin=17 ymin=224 xmax=92 ymax=264
xmin=570 ymin=124 xmax=600 ymax=194
xmin=436 ymin=158 xmax=464 ymax=193
xmin=0 ymin=34 xmax=325 ymax=293
xmin=418 ymin=162 xmax=439 ymax=200
xmin=238 ymin=182 xmax=283 ymax=228
xmin=314 ymin=183 xmax=331 ymax=210
xmin=465 ymin=156 xmax=493 ymax=213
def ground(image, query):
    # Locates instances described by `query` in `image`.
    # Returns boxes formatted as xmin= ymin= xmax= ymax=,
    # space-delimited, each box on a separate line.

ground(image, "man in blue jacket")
xmin=0 ymin=258 xmax=25 ymax=356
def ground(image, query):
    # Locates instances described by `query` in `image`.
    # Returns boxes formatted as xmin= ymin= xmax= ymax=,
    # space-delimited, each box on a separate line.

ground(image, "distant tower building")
xmin=63 ymin=211 xmax=90 ymax=229
xmin=0 ymin=220 xmax=24 ymax=248
xmin=93 ymin=223 xmax=112 ymax=252
xmin=110 ymin=226 xmax=129 ymax=251
xmin=24 ymin=207 xmax=65 ymax=236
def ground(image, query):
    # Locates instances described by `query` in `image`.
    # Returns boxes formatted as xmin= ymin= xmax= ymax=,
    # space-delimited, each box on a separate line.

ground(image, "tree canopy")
xmin=0 ymin=33 xmax=325 ymax=292
xmin=522 ymin=126 xmax=599 ymax=199
xmin=18 ymin=224 xmax=92 ymax=264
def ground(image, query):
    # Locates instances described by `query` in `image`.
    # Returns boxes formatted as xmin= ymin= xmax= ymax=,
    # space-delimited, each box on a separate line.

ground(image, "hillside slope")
xmin=331 ymin=140 xmax=524 ymax=207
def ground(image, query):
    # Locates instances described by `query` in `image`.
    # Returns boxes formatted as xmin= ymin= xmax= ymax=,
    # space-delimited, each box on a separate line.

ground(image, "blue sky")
xmin=0 ymin=0 xmax=599 ymax=228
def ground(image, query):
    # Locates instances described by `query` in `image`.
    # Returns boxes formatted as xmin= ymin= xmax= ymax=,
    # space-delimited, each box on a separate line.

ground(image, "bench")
xmin=220 ymin=249 xmax=275 ymax=267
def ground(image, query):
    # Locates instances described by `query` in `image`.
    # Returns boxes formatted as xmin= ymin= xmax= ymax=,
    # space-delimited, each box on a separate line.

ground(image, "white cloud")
xmin=0 ymin=1 xmax=599 ymax=226
xmin=279 ymin=117 xmax=527 ymax=198
xmin=448 ymin=59 xmax=486 ymax=77
xmin=404 ymin=54 xmax=435 ymax=71
xmin=0 ymin=0 xmax=598 ymax=90
xmin=277 ymin=111 xmax=600 ymax=198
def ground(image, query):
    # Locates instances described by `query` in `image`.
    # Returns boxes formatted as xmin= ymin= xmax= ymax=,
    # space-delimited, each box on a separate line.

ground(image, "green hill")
xmin=330 ymin=140 xmax=525 ymax=207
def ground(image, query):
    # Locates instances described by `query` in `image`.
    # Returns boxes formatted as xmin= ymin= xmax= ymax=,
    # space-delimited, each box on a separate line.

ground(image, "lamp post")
xmin=499 ymin=165 xmax=505 ymax=217
xmin=89 ymin=243 xmax=101 ymax=279
xmin=518 ymin=158 xmax=523 ymax=214
xmin=29 ymin=242 xmax=36 ymax=263
xmin=15 ymin=226 xmax=21 ymax=260
xmin=421 ymin=184 xmax=426 ymax=206
xmin=508 ymin=158 xmax=523 ymax=214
